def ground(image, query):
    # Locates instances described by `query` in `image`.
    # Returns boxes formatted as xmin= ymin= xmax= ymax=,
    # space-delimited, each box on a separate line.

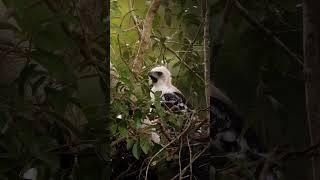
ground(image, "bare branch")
xmin=132 ymin=0 xmax=162 ymax=73
xmin=202 ymin=0 xmax=210 ymax=107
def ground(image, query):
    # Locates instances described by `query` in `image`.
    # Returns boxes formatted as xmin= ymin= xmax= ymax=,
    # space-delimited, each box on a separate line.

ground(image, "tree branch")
xmin=233 ymin=0 xmax=303 ymax=66
xmin=132 ymin=0 xmax=162 ymax=73
xmin=202 ymin=0 xmax=210 ymax=107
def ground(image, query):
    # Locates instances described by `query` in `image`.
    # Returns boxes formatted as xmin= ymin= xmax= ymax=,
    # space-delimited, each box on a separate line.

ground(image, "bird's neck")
xmin=151 ymin=81 xmax=174 ymax=94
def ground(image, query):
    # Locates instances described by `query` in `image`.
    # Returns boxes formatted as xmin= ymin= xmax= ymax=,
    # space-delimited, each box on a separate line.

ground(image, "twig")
xmin=179 ymin=139 xmax=184 ymax=180
xmin=280 ymin=141 xmax=320 ymax=161
xmin=170 ymin=144 xmax=209 ymax=180
xmin=111 ymin=137 xmax=126 ymax=147
xmin=165 ymin=46 xmax=205 ymax=83
xmin=115 ymin=163 xmax=135 ymax=180
xmin=145 ymin=117 xmax=193 ymax=180
xmin=159 ymin=121 xmax=172 ymax=142
xmin=233 ymin=0 xmax=303 ymax=65
xmin=138 ymin=157 xmax=151 ymax=180
xmin=187 ymin=137 xmax=193 ymax=180
xmin=202 ymin=0 xmax=210 ymax=107
xmin=173 ymin=22 xmax=203 ymax=82
xmin=133 ymin=0 xmax=162 ymax=73
xmin=128 ymin=0 xmax=142 ymax=36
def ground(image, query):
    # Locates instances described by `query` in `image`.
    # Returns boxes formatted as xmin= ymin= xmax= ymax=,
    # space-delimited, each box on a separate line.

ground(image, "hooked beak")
xmin=148 ymin=72 xmax=158 ymax=83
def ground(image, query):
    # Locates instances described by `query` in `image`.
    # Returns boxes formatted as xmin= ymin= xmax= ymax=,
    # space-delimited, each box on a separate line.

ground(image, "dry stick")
xmin=280 ymin=141 xmax=320 ymax=161
xmin=150 ymin=27 xmax=205 ymax=83
xmin=111 ymin=136 xmax=126 ymax=147
xmin=115 ymin=163 xmax=134 ymax=180
xmin=145 ymin=118 xmax=193 ymax=180
xmin=159 ymin=121 xmax=172 ymax=142
xmin=132 ymin=0 xmax=162 ymax=73
xmin=173 ymin=22 xmax=203 ymax=82
xmin=138 ymin=157 xmax=151 ymax=180
xmin=128 ymin=0 xmax=142 ymax=36
xmin=179 ymin=139 xmax=184 ymax=180
xmin=222 ymin=142 xmax=320 ymax=177
xmin=187 ymin=137 xmax=193 ymax=180
xmin=233 ymin=0 xmax=303 ymax=66
xmin=170 ymin=145 xmax=209 ymax=180
xmin=202 ymin=0 xmax=210 ymax=108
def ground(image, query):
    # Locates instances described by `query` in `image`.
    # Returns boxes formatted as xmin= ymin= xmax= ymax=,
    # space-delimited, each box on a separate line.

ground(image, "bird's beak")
xmin=148 ymin=71 xmax=154 ymax=77
xmin=148 ymin=72 xmax=158 ymax=83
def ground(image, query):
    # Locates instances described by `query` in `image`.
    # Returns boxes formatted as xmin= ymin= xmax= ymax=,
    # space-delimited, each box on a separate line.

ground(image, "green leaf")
xmin=118 ymin=126 xmax=128 ymax=138
xmin=132 ymin=142 xmax=141 ymax=160
xmin=31 ymin=50 xmax=75 ymax=83
xmin=139 ymin=137 xmax=151 ymax=154
xmin=152 ymin=13 xmax=161 ymax=29
xmin=126 ymin=139 xmax=134 ymax=150
xmin=154 ymin=91 xmax=162 ymax=101
xmin=134 ymin=110 xmax=143 ymax=129
xmin=110 ymin=123 xmax=118 ymax=135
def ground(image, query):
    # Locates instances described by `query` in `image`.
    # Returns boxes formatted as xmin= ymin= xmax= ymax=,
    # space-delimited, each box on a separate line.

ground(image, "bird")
xmin=143 ymin=65 xmax=195 ymax=144
xmin=23 ymin=168 xmax=37 ymax=180
xmin=209 ymin=84 xmax=281 ymax=179
xmin=148 ymin=65 xmax=190 ymax=113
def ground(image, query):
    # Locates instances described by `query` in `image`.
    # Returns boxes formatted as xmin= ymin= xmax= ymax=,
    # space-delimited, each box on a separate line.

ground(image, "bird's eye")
xmin=156 ymin=72 xmax=163 ymax=76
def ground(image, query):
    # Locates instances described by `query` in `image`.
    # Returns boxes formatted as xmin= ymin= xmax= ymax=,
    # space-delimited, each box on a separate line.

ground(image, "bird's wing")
xmin=161 ymin=92 xmax=190 ymax=112
xmin=210 ymin=85 xmax=265 ymax=154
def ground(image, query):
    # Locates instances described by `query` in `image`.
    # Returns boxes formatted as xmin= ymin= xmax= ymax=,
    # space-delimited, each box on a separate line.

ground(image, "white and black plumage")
xmin=148 ymin=66 xmax=190 ymax=113
xmin=210 ymin=84 xmax=257 ymax=155
xmin=209 ymin=84 xmax=281 ymax=179
xmin=144 ymin=66 xmax=194 ymax=144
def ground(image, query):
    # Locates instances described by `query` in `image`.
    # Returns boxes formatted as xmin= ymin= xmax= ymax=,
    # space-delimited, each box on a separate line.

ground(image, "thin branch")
xmin=233 ymin=0 xmax=303 ymax=65
xmin=128 ymin=0 xmax=142 ymax=36
xmin=179 ymin=139 xmax=184 ymax=180
xmin=170 ymin=145 xmax=209 ymax=180
xmin=115 ymin=163 xmax=135 ymax=180
xmin=145 ymin=116 xmax=193 ymax=180
xmin=187 ymin=137 xmax=193 ymax=180
xmin=165 ymin=46 xmax=205 ymax=83
xmin=132 ymin=0 xmax=162 ymax=73
xmin=159 ymin=121 xmax=172 ymax=142
xmin=202 ymin=0 xmax=210 ymax=108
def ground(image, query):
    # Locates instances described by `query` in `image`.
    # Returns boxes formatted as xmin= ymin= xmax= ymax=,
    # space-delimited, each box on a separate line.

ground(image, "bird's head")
xmin=148 ymin=66 xmax=172 ymax=88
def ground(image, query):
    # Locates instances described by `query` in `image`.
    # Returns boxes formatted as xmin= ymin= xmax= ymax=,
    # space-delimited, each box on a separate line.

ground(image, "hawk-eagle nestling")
xmin=148 ymin=66 xmax=190 ymax=113
xmin=142 ymin=66 xmax=193 ymax=144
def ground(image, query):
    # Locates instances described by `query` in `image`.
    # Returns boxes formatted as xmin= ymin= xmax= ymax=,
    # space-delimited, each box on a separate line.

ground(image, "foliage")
xmin=110 ymin=0 xmax=210 ymax=179
xmin=0 ymin=0 xmax=109 ymax=179
xmin=209 ymin=0 xmax=309 ymax=179
xmin=111 ymin=0 xmax=310 ymax=179
xmin=0 ymin=0 xmax=312 ymax=179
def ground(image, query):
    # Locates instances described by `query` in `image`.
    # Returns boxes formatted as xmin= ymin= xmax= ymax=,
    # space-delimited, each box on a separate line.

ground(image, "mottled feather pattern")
xmin=161 ymin=92 xmax=190 ymax=112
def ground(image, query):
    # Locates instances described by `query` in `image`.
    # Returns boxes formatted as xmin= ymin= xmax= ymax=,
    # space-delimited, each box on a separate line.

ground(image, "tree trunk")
xmin=303 ymin=0 xmax=320 ymax=179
